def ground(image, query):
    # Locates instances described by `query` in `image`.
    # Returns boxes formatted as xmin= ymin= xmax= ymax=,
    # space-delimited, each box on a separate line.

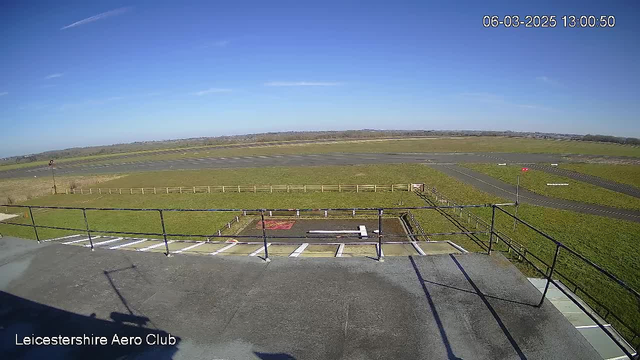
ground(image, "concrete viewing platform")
xmin=0 ymin=237 xmax=601 ymax=359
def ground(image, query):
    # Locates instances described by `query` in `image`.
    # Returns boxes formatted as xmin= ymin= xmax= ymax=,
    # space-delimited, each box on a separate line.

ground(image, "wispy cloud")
xmin=536 ymin=76 xmax=561 ymax=86
xmin=61 ymin=7 xmax=131 ymax=30
xmin=193 ymin=88 xmax=233 ymax=96
xmin=0 ymin=92 xmax=8 ymax=96
xmin=45 ymin=73 xmax=63 ymax=79
xmin=264 ymin=81 xmax=343 ymax=87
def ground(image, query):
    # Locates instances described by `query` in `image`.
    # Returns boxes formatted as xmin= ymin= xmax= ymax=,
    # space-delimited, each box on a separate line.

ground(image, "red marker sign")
xmin=521 ymin=167 xmax=529 ymax=172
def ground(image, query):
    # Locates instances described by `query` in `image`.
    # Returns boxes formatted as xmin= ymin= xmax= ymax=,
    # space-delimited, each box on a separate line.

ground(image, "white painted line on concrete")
xmin=62 ymin=236 xmax=101 ymax=245
xmin=336 ymin=243 xmax=345 ymax=257
xmin=110 ymin=239 xmax=147 ymax=249
xmin=138 ymin=241 xmax=174 ymax=252
xmin=575 ymin=324 xmax=611 ymax=329
xmin=290 ymin=243 xmax=309 ymax=257
xmin=175 ymin=242 xmax=206 ymax=253
xmin=44 ymin=234 xmax=82 ymax=242
xmin=86 ymin=237 xmax=123 ymax=247
xmin=211 ymin=243 xmax=236 ymax=255
xmin=249 ymin=243 xmax=271 ymax=256
xmin=359 ymin=225 xmax=368 ymax=239
xmin=411 ymin=242 xmax=426 ymax=256
xmin=447 ymin=241 xmax=469 ymax=254
xmin=309 ymin=230 xmax=360 ymax=234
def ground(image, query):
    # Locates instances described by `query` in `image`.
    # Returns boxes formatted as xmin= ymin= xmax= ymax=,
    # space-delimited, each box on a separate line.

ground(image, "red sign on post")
xmin=521 ymin=167 xmax=529 ymax=172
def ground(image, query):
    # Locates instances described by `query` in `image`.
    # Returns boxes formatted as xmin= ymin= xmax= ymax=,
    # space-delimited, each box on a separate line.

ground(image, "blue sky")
xmin=1 ymin=0 xmax=639 ymax=157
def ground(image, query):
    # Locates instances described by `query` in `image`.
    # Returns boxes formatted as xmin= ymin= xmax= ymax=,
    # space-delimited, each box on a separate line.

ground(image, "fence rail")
xmin=0 ymin=200 xmax=637 ymax=357
xmin=417 ymin=188 xmax=639 ymax=357
xmin=65 ymin=183 xmax=418 ymax=195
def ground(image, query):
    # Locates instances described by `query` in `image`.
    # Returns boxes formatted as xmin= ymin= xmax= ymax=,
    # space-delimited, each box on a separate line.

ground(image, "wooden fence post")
xmin=222 ymin=186 xmax=225 ymax=193
xmin=120 ymin=189 xmax=122 ymax=194
xmin=270 ymin=185 xmax=273 ymax=193
xmin=208 ymin=186 xmax=210 ymax=193
xmin=238 ymin=185 xmax=241 ymax=193
xmin=179 ymin=187 xmax=182 ymax=194
xmin=89 ymin=188 xmax=92 ymax=194
xmin=321 ymin=185 xmax=324 ymax=193
xmin=391 ymin=184 xmax=394 ymax=192
xmin=356 ymin=185 xmax=359 ymax=193
xmin=130 ymin=188 xmax=133 ymax=194
xmin=166 ymin=187 xmax=169 ymax=194
xmin=154 ymin=187 xmax=157 ymax=194
xmin=339 ymin=184 xmax=342 ymax=192
xmin=254 ymin=185 xmax=257 ymax=193
xmin=141 ymin=188 xmax=144 ymax=194
xmin=374 ymin=185 xmax=377 ymax=192
xmin=304 ymin=185 xmax=306 ymax=193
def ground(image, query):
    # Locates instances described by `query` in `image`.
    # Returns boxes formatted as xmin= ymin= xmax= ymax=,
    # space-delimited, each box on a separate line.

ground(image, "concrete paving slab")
xmin=341 ymin=244 xmax=377 ymax=257
xmin=382 ymin=243 xmax=419 ymax=256
xmin=420 ymin=241 xmax=461 ymax=255
xmin=300 ymin=244 xmax=338 ymax=257
xmin=215 ymin=243 xmax=262 ymax=256
xmin=264 ymin=244 xmax=299 ymax=256
xmin=178 ymin=242 xmax=228 ymax=255
xmin=0 ymin=237 xmax=601 ymax=360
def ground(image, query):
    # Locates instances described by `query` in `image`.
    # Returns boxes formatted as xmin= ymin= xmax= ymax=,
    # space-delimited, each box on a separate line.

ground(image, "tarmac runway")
xmin=429 ymin=164 xmax=640 ymax=223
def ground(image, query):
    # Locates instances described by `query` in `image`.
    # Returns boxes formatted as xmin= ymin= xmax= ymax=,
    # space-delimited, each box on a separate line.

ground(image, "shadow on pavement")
xmin=0 ymin=291 xmax=180 ymax=360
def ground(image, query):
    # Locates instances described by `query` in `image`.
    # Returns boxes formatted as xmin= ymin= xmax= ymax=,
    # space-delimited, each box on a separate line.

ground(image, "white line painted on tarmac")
xmin=44 ymin=234 xmax=82 ymax=242
xmin=411 ymin=242 xmax=426 ymax=256
xmin=175 ymin=242 xmax=206 ymax=253
xmin=86 ymin=237 xmax=123 ymax=247
xmin=211 ymin=243 xmax=236 ymax=255
xmin=139 ymin=241 xmax=174 ymax=252
xmin=336 ymin=243 xmax=345 ymax=257
xmin=110 ymin=239 xmax=147 ymax=249
xmin=62 ymin=236 xmax=101 ymax=245
xmin=249 ymin=243 xmax=270 ymax=256
xmin=290 ymin=243 xmax=309 ymax=257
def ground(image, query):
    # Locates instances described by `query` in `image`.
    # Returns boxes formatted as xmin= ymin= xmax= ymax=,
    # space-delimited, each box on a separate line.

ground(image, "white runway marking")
xmin=62 ymin=236 xmax=101 ymax=245
xmin=290 ymin=243 xmax=309 ymax=257
xmin=110 ymin=239 xmax=147 ymax=249
xmin=138 ymin=241 xmax=174 ymax=251
xmin=211 ymin=243 xmax=236 ymax=255
xmin=175 ymin=242 xmax=206 ymax=253
xmin=249 ymin=243 xmax=270 ymax=256
xmin=336 ymin=243 xmax=345 ymax=257
xmin=86 ymin=237 xmax=123 ymax=247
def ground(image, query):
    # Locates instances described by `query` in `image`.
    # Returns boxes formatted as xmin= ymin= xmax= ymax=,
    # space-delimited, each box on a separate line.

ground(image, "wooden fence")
xmin=65 ymin=183 xmax=419 ymax=195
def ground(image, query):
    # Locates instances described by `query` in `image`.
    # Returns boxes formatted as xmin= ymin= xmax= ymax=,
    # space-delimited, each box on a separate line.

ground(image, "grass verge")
xmin=561 ymin=163 xmax=640 ymax=189
xmin=461 ymin=164 xmax=640 ymax=211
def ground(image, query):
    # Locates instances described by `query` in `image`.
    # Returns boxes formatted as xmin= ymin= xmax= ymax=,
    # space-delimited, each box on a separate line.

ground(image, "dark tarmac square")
xmin=0 ymin=236 xmax=600 ymax=360
xmin=238 ymin=217 xmax=409 ymax=244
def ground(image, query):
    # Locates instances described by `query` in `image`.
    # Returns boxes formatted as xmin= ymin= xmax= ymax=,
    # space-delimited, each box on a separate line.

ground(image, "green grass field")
xmin=561 ymin=163 xmax=640 ymax=189
xmin=461 ymin=164 xmax=640 ymax=211
xmin=3 ymin=136 xmax=640 ymax=172
xmin=1 ymin=163 xmax=638 ymax=342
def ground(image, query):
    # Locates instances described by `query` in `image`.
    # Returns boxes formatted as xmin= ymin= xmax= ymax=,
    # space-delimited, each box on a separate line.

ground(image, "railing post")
xmin=82 ymin=209 xmax=94 ymax=251
xmin=28 ymin=206 xmax=40 ymax=243
xmin=377 ymin=209 xmax=384 ymax=262
xmin=488 ymin=205 xmax=496 ymax=254
xmin=538 ymin=245 xmax=561 ymax=307
xmin=260 ymin=210 xmax=270 ymax=262
xmin=159 ymin=210 xmax=171 ymax=257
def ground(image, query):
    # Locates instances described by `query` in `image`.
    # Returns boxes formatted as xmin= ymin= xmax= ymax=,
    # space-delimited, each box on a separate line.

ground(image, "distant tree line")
xmin=2 ymin=130 xmax=638 ymax=165
xmin=582 ymin=134 xmax=640 ymax=146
